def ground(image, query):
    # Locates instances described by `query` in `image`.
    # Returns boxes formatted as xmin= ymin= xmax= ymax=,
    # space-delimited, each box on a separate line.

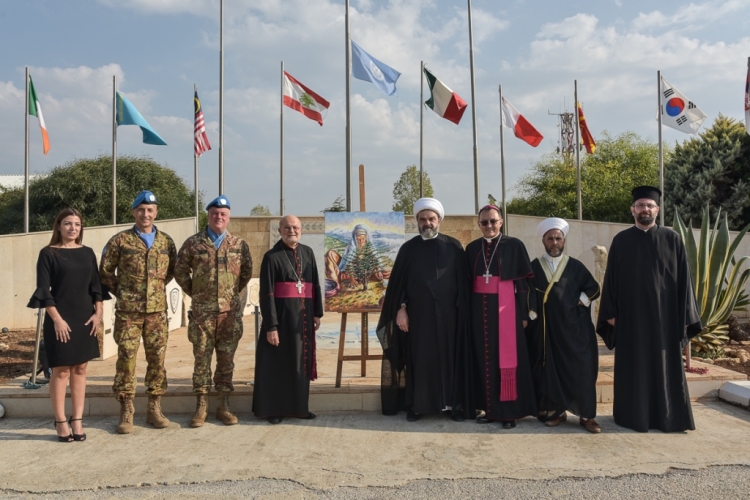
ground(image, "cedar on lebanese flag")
xmin=282 ymin=71 xmax=330 ymax=126
xmin=501 ymin=97 xmax=543 ymax=147
xmin=28 ymin=75 xmax=50 ymax=154
xmin=577 ymin=102 xmax=596 ymax=154
xmin=423 ymin=67 xmax=467 ymax=125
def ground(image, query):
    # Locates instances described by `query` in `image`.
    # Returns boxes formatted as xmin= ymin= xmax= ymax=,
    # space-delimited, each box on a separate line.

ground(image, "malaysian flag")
xmin=194 ymin=90 xmax=211 ymax=156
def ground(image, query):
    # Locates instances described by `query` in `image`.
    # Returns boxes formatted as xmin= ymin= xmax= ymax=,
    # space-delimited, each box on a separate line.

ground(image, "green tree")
xmin=665 ymin=115 xmax=750 ymax=230
xmin=0 ymin=155 xmax=202 ymax=234
xmin=250 ymin=204 xmax=272 ymax=216
xmin=322 ymin=195 xmax=346 ymax=212
xmin=345 ymin=241 xmax=384 ymax=291
xmin=392 ymin=165 xmax=434 ymax=214
xmin=507 ymin=131 xmax=661 ymax=223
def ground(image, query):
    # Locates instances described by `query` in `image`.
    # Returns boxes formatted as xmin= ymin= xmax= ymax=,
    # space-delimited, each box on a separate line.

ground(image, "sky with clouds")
xmin=1 ymin=0 xmax=749 ymax=216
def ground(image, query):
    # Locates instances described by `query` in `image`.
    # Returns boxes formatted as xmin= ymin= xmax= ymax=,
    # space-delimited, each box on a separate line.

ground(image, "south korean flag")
xmin=659 ymin=76 xmax=707 ymax=134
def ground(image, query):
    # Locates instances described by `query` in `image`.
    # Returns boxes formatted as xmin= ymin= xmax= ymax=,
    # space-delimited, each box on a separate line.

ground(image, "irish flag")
xmin=423 ymin=68 xmax=467 ymax=125
xmin=501 ymin=97 xmax=543 ymax=147
xmin=28 ymin=75 xmax=50 ymax=154
xmin=283 ymin=71 xmax=330 ymax=126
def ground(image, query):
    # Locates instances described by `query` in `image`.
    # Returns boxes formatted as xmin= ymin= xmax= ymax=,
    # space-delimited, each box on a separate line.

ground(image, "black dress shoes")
xmin=476 ymin=416 xmax=494 ymax=424
xmin=268 ymin=416 xmax=282 ymax=424
xmin=406 ymin=409 xmax=421 ymax=422
xmin=301 ymin=412 xmax=316 ymax=420
xmin=502 ymin=420 xmax=517 ymax=429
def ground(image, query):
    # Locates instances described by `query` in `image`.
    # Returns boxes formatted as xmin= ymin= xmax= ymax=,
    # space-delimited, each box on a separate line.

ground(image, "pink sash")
xmin=273 ymin=281 xmax=317 ymax=380
xmin=274 ymin=281 xmax=313 ymax=298
xmin=473 ymin=276 xmax=517 ymax=402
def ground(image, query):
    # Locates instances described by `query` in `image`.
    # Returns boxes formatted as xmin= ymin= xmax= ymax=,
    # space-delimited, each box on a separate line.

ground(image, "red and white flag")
xmin=501 ymin=97 xmax=543 ymax=147
xmin=283 ymin=72 xmax=330 ymax=126
xmin=194 ymin=90 xmax=211 ymax=156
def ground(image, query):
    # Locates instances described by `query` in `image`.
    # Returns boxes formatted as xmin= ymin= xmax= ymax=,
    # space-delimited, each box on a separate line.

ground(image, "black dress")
xmin=27 ymin=246 xmax=103 ymax=367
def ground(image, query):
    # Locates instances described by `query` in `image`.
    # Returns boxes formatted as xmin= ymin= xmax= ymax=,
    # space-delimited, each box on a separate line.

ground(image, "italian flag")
xmin=423 ymin=67 xmax=467 ymax=125
xmin=28 ymin=75 xmax=50 ymax=155
xmin=501 ymin=97 xmax=543 ymax=147
xmin=283 ymin=71 xmax=330 ymax=126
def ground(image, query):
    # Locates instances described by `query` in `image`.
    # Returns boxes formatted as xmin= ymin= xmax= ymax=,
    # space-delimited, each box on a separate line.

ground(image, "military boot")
xmin=146 ymin=395 xmax=170 ymax=429
xmin=116 ymin=396 xmax=135 ymax=434
xmin=190 ymin=395 xmax=208 ymax=428
xmin=216 ymin=392 xmax=238 ymax=425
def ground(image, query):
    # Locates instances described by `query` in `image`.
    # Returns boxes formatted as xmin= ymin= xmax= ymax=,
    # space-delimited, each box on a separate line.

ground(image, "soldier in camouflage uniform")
xmin=174 ymin=195 xmax=252 ymax=427
xmin=100 ymin=190 xmax=177 ymax=434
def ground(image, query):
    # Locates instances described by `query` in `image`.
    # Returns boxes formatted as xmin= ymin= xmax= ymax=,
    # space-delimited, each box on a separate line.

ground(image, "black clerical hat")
xmin=631 ymin=186 xmax=661 ymax=205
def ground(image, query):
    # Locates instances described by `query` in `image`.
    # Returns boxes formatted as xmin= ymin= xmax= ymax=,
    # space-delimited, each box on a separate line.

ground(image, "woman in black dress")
xmin=28 ymin=208 xmax=104 ymax=442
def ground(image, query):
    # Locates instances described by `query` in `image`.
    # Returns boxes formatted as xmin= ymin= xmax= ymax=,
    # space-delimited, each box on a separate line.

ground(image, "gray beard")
xmin=546 ymin=246 xmax=564 ymax=258
xmin=420 ymin=227 xmax=438 ymax=239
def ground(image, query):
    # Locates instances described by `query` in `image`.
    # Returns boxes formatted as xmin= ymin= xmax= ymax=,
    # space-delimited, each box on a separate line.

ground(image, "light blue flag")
xmin=116 ymin=91 xmax=167 ymax=145
xmin=351 ymin=40 xmax=401 ymax=96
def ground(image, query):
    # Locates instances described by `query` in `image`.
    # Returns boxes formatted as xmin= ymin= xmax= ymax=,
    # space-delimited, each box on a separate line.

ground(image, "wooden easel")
xmin=334 ymin=165 xmax=383 ymax=387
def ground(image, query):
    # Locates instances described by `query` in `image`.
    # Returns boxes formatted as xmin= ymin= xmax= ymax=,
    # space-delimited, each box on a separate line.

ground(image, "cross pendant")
xmin=483 ymin=271 xmax=492 ymax=284
xmin=296 ymin=281 xmax=304 ymax=294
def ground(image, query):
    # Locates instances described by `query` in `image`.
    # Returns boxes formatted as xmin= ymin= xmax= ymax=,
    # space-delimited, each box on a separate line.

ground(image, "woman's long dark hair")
xmin=48 ymin=208 xmax=84 ymax=247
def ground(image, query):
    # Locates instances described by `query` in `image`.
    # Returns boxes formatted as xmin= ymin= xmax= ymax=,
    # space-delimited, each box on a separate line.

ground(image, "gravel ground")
xmin=2 ymin=465 xmax=748 ymax=499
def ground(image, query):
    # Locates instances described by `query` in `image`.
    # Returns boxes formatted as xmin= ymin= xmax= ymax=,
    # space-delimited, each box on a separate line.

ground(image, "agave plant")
xmin=673 ymin=207 xmax=750 ymax=355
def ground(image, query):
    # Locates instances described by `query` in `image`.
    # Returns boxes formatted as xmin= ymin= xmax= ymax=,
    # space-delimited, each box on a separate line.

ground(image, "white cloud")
xmin=632 ymin=0 xmax=745 ymax=31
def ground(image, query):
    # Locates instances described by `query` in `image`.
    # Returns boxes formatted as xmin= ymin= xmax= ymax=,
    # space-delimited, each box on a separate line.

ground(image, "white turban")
xmin=413 ymin=198 xmax=444 ymax=219
xmin=537 ymin=217 xmax=569 ymax=237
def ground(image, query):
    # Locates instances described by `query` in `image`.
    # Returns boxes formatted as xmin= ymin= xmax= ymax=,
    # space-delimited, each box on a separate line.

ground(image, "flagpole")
xmin=112 ymin=75 xmax=117 ymax=225
xmin=657 ymin=70 xmax=664 ymax=226
xmin=345 ymin=0 xmax=352 ymax=212
xmin=280 ymin=61 xmax=285 ymax=216
xmin=218 ymin=0 xmax=224 ymax=196
xmin=498 ymin=85 xmax=507 ymax=235
xmin=467 ymin=0 xmax=480 ymax=214
xmin=24 ymin=67 xmax=30 ymax=234
xmin=194 ymin=84 xmax=200 ymax=233
xmin=575 ymin=80 xmax=582 ymax=221
xmin=420 ymin=60 xmax=424 ymax=199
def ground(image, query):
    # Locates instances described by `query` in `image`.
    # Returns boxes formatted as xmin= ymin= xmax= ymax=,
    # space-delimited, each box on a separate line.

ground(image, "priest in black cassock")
xmin=527 ymin=218 xmax=602 ymax=433
xmin=376 ymin=198 xmax=473 ymax=422
xmin=597 ymin=186 xmax=702 ymax=433
xmin=253 ymin=215 xmax=323 ymax=424
xmin=466 ymin=205 xmax=536 ymax=429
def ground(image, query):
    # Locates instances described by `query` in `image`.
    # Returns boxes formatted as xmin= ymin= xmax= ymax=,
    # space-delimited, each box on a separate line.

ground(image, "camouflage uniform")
xmin=100 ymin=228 xmax=177 ymax=400
xmin=174 ymin=230 xmax=252 ymax=394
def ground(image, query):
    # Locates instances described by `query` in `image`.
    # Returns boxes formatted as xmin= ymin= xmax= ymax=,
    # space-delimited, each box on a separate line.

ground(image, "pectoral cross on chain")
xmin=483 ymin=271 xmax=492 ymax=284
xmin=295 ymin=281 xmax=304 ymax=294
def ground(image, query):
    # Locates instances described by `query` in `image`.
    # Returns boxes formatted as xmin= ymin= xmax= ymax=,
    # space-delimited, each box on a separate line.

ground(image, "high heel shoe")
xmin=54 ymin=420 xmax=73 ymax=442
xmin=68 ymin=416 xmax=87 ymax=442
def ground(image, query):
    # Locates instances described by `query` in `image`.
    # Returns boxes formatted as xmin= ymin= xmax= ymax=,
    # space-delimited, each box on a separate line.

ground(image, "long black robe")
xmin=376 ymin=233 xmax=473 ymax=418
xmin=253 ymin=241 xmax=323 ymax=418
xmin=596 ymin=225 xmax=701 ymax=433
xmin=466 ymin=236 xmax=537 ymax=421
xmin=527 ymin=256 xmax=600 ymax=420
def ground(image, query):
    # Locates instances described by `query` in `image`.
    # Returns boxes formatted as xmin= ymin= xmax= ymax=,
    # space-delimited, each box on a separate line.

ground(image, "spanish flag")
xmin=577 ymin=102 xmax=595 ymax=154
xmin=28 ymin=75 xmax=50 ymax=155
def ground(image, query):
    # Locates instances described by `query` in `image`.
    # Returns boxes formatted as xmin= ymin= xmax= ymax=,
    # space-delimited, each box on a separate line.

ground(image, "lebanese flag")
xmin=577 ymin=102 xmax=596 ymax=154
xmin=423 ymin=67 xmax=467 ymax=125
xmin=28 ymin=75 xmax=50 ymax=154
xmin=501 ymin=97 xmax=542 ymax=147
xmin=283 ymin=71 xmax=330 ymax=126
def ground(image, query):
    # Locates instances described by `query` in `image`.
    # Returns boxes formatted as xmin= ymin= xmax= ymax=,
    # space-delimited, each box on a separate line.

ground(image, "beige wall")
xmin=0 ymin=218 xmax=196 ymax=330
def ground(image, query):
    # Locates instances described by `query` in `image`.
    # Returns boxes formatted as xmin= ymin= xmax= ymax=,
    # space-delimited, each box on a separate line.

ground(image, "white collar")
xmin=543 ymin=253 xmax=564 ymax=265
xmin=484 ymin=234 xmax=501 ymax=243
xmin=635 ymin=223 xmax=657 ymax=232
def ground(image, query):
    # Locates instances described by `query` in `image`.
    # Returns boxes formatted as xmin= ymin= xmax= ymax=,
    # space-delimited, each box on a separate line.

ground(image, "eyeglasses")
xmin=634 ymin=203 xmax=658 ymax=210
xmin=282 ymin=226 xmax=300 ymax=231
xmin=479 ymin=219 xmax=501 ymax=226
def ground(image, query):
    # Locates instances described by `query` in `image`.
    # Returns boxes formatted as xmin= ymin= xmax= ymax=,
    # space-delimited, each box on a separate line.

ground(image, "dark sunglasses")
xmin=479 ymin=219 xmax=501 ymax=226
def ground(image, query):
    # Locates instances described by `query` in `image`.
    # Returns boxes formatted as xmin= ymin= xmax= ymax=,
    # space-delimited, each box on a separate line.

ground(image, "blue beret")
xmin=132 ymin=190 xmax=158 ymax=209
xmin=206 ymin=195 xmax=231 ymax=210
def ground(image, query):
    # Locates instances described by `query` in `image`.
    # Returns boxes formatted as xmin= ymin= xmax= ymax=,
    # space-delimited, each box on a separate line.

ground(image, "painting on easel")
xmin=324 ymin=212 xmax=405 ymax=312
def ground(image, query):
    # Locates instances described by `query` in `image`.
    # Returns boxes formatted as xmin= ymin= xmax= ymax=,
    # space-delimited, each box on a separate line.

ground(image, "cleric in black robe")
xmin=527 ymin=218 xmax=602 ymax=433
xmin=376 ymin=198 xmax=473 ymax=422
xmin=253 ymin=215 xmax=323 ymax=424
xmin=466 ymin=205 xmax=536 ymax=429
xmin=596 ymin=186 xmax=702 ymax=433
